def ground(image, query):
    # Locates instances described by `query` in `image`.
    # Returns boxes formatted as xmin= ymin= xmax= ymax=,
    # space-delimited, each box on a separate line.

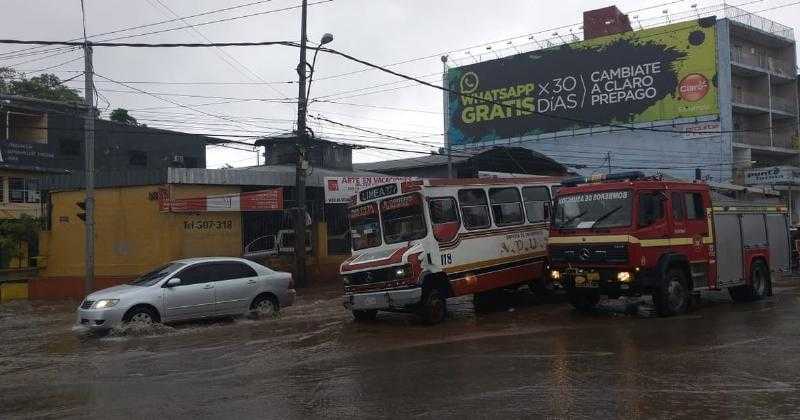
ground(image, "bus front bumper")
xmin=344 ymin=287 xmax=422 ymax=311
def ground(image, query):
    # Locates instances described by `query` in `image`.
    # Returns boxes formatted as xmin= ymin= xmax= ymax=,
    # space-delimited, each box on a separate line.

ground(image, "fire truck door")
xmin=683 ymin=192 xmax=711 ymax=287
xmin=636 ymin=190 xmax=669 ymax=241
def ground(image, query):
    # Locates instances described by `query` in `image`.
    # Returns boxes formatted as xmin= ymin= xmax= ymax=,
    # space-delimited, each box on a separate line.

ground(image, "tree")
xmin=110 ymin=108 xmax=139 ymax=126
xmin=0 ymin=67 xmax=83 ymax=103
xmin=0 ymin=215 xmax=40 ymax=269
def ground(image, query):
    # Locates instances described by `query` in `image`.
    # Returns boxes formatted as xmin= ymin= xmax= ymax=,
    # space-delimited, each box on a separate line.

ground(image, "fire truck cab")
xmin=549 ymin=172 xmax=791 ymax=316
xmin=340 ymin=177 xmax=560 ymax=324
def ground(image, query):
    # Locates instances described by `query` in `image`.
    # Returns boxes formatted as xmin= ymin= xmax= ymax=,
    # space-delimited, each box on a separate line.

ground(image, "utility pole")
xmin=442 ymin=55 xmax=452 ymax=179
xmin=293 ymin=0 xmax=309 ymax=288
xmin=83 ymin=43 xmax=95 ymax=294
xmin=606 ymin=151 xmax=612 ymax=174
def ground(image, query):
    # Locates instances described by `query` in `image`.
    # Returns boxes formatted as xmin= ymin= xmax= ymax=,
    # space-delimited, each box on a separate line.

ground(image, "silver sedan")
xmin=76 ymin=257 xmax=295 ymax=331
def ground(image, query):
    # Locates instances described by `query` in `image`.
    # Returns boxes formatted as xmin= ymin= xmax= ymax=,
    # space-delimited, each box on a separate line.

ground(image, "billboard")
xmin=446 ymin=17 xmax=719 ymax=145
xmin=745 ymin=166 xmax=800 ymax=186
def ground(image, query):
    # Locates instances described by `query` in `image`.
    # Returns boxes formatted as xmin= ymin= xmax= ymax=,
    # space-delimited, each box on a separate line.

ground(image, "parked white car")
xmin=76 ymin=257 xmax=295 ymax=331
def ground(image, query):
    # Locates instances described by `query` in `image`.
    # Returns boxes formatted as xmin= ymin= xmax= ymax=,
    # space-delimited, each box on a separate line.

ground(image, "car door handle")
xmin=203 ymin=284 xmax=214 ymax=289
xmin=247 ymin=279 xmax=257 ymax=284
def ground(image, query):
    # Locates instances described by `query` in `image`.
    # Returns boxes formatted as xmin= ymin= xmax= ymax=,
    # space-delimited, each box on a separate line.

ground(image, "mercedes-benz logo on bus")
xmin=579 ymin=248 xmax=592 ymax=261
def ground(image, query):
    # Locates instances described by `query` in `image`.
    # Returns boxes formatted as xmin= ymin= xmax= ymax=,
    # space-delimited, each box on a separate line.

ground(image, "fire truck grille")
xmin=550 ymin=244 xmax=628 ymax=264
xmin=349 ymin=268 xmax=392 ymax=285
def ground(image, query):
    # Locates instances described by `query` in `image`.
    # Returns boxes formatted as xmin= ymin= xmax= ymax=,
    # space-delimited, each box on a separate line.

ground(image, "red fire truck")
xmin=549 ymin=172 xmax=791 ymax=316
xmin=340 ymin=177 xmax=560 ymax=324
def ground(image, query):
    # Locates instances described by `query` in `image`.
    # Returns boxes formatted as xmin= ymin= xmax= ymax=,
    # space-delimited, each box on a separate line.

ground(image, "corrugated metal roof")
xmin=167 ymin=165 xmax=383 ymax=187
xmin=353 ymin=146 xmax=564 ymax=173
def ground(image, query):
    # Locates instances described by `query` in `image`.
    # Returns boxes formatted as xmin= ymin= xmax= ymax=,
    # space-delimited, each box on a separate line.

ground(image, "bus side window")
xmin=522 ymin=186 xmax=551 ymax=223
xmin=489 ymin=187 xmax=524 ymax=226
xmin=458 ymin=189 xmax=491 ymax=230
xmin=429 ymin=197 xmax=460 ymax=242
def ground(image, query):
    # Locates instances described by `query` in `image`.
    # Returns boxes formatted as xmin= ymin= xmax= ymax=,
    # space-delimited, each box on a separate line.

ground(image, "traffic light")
xmin=76 ymin=201 xmax=86 ymax=222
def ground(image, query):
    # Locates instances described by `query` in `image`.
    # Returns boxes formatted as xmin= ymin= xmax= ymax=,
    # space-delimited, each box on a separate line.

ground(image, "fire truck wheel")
xmin=568 ymin=290 xmax=600 ymax=312
xmin=419 ymin=289 xmax=447 ymax=325
xmin=654 ymin=268 xmax=690 ymax=317
xmin=729 ymin=260 xmax=769 ymax=302
xmin=352 ymin=309 xmax=378 ymax=322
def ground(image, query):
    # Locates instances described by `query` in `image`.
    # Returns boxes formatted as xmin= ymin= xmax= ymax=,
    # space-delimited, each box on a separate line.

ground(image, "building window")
xmin=5 ymin=111 xmax=48 ymax=144
xmin=9 ymin=178 xmax=25 ymax=203
xmin=129 ymin=150 xmax=148 ymax=166
xmin=0 ymin=177 xmax=5 ymax=203
xmin=8 ymin=177 xmax=40 ymax=203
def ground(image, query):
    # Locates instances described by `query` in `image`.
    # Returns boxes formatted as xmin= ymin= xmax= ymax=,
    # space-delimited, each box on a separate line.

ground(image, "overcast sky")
xmin=1 ymin=0 xmax=798 ymax=169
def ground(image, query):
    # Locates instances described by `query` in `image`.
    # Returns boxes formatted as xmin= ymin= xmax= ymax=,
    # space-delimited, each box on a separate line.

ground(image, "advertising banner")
xmin=745 ymin=166 xmax=800 ymax=186
xmin=161 ymin=189 xmax=284 ymax=212
xmin=0 ymin=141 xmax=57 ymax=169
xmin=446 ymin=17 xmax=719 ymax=145
xmin=324 ymin=176 xmax=415 ymax=204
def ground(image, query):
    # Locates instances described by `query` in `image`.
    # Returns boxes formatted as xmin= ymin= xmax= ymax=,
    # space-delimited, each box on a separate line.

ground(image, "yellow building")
xmin=33 ymin=172 xmax=352 ymax=299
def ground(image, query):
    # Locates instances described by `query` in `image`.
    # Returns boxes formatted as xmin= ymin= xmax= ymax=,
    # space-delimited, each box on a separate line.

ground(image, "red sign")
xmin=162 ymin=189 xmax=283 ymax=213
xmin=381 ymin=194 xmax=420 ymax=211
xmin=678 ymin=73 xmax=709 ymax=102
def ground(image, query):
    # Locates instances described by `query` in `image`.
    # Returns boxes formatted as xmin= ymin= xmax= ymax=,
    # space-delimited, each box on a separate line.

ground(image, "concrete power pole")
xmin=293 ymin=0 xmax=309 ymax=288
xmin=442 ymin=55 xmax=452 ymax=179
xmin=83 ymin=44 xmax=95 ymax=293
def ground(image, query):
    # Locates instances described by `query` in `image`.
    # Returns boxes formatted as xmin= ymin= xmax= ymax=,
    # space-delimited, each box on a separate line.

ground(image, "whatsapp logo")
xmin=460 ymin=71 xmax=479 ymax=94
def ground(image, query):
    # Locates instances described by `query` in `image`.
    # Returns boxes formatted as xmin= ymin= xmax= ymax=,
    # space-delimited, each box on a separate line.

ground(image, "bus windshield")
xmin=381 ymin=193 xmax=427 ymax=244
xmin=554 ymin=190 xmax=632 ymax=229
xmin=350 ymin=203 xmax=382 ymax=250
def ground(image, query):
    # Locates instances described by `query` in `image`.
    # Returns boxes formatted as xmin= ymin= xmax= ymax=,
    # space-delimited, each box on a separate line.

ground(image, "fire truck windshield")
xmin=350 ymin=203 xmax=382 ymax=251
xmin=554 ymin=190 xmax=632 ymax=229
xmin=381 ymin=193 xmax=427 ymax=244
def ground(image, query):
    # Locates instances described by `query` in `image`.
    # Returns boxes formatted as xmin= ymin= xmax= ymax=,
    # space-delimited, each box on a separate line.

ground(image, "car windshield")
xmin=554 ymin=190 xmax=632 ymax=229
xmin=381 ymin=193 xmax=427 ymax=244
xmin=350 ymin=203 xmax=382 ymax=250
xmin=129 ymin=262 xmax=186 ymax=286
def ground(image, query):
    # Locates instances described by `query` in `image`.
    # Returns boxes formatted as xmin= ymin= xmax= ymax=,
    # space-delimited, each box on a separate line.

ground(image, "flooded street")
xmin=3 ymin=282 xmax=800 ymax=419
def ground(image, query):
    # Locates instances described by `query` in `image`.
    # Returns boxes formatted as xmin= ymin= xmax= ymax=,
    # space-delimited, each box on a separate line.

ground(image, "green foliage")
xmin=0 ymin=215 xmax=40 ymax=268
xmin=0 ymin=67 xmax=83 ymax=103
xmin=109 ymin=108 xmax=139 ymax=126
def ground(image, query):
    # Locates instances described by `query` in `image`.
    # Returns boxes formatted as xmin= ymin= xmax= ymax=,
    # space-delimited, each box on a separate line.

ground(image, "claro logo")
xmin=678 ymin=73 xmax=710 ymax=102
xmin=460 ymin=71 xmax=479 ymax=94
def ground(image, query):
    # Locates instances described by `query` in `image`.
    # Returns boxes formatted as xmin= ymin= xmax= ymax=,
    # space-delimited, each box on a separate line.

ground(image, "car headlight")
xmin=93 ymin=299 xmax=119 ymax=309
xmin=393 ymin=265 xmax=410 ymax=279
xmin=617 ymin=271 xmax=632 ymax=282
xmin=550 ymin=270 xmax=561 ymax=280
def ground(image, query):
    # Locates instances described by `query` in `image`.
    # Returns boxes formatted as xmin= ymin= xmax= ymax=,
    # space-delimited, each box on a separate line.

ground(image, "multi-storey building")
xmin=0 ymin=95 xmax=212 ymax=219
xmin=444 ymin=4 xmax=799 ymax=222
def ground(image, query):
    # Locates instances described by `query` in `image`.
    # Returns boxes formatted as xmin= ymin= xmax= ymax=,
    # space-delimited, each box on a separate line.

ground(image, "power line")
xmin=147 ymin=0 xmax=288 ymax=98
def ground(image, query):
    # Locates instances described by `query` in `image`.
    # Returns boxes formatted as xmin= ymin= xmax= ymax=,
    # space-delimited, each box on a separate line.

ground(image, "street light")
xmin=306 ymin=33 xmax=334 ymax=100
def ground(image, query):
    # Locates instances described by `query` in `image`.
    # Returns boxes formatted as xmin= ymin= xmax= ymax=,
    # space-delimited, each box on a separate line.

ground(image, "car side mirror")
xmin=165 ymin=278 xmax=182 ymax=287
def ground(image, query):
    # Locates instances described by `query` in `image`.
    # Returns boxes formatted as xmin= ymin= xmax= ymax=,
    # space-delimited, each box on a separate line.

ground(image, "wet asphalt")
xmin=2 ymin=280 xmax=800 ymax=419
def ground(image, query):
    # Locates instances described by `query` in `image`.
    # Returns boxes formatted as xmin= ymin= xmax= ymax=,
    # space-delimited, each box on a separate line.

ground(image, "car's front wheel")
xmin=250 ymin=294 xmax=279 ymax=318
xmin=122 ymin=306 xmax=160 ymax=326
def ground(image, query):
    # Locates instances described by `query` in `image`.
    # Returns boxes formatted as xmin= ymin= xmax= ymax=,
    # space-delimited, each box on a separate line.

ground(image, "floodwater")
xmin=2 ymin=281 xmax=800 ymax=419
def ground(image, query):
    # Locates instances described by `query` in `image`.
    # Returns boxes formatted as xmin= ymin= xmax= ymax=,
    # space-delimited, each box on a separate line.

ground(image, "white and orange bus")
xmin=339 ymin=177 xmax=561 ymax=324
